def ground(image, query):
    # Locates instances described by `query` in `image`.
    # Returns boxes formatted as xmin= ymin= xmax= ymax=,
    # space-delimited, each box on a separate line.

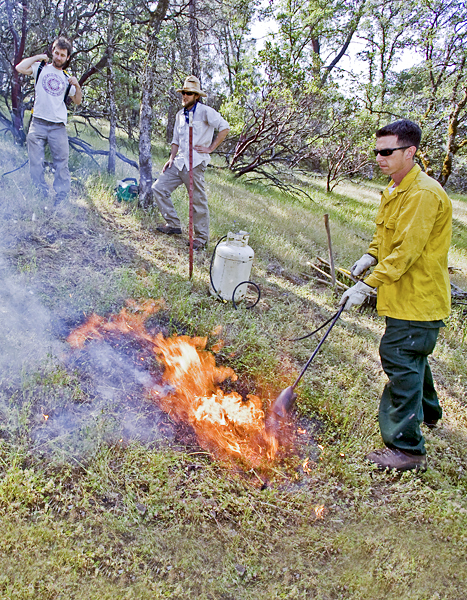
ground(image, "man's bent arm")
xmin=210 ymin=128 xmax=229 ymax=152
xmin=68 ymin=76 xmax=82 ymax=105
xmin=195 ymin=127 xmax=229 ymax=154
xmin=16 ymin=54 xmax=48 ymax=75
xmin=169 ymin=143 xmax=179 ymax=159
xmin=162 ymin=144 xmax=179 ymax=172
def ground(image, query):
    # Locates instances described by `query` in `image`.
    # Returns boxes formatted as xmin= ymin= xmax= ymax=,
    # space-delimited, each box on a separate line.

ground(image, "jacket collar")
xmin=381 ymin=164 xmax=421 ymax=209
xmin=389 ymin=163 xmax=421 ymax=194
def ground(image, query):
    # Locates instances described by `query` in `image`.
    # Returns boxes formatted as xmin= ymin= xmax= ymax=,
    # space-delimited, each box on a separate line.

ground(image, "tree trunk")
xmin=166 ymin=48 xmax=178 ymax=143
xmin=6 ymin=0 xmax=28 ymax=144
xmin=79 ymin=53 xmax=109 ymax=88
xmin=138 ymin=0 xmax=170 ymax=207
xmin=107 ymin=10 xmax=117 ymax=175
xmin=320 ymin=0 xmax=367 ymax=87
xmin=438 ymin=85 xmax=467 ymax=188
xmin=139 ymin=52 xmax=155 ymax=207
xmin=417 ymin=151 xmax=434 ymax=178
xmin=189 ymin=0 xmax=201 ymax=80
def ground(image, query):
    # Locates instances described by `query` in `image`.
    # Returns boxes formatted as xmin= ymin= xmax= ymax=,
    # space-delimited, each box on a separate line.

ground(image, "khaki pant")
xmin=152 ymin=163 xmax=209 ymax=243
xmin=27 ymin=117 xmax=70 ymax=198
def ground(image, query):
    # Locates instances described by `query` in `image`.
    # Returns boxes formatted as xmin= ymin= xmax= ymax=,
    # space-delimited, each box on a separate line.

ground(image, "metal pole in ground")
xmin=188 ymin=111 xmax=194 ymax=279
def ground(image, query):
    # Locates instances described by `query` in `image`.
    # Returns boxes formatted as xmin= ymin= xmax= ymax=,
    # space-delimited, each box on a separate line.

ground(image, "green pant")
xmin=378 ymin=317 xmax=443 ymax=455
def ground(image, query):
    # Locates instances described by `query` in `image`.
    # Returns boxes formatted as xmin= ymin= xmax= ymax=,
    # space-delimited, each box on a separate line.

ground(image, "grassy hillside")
xmin=0 ymin=132 xmax=467 ymax=599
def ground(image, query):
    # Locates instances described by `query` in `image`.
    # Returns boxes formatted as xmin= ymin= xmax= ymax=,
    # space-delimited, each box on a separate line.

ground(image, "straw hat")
xmin=176 ymin=75 xmax=207 ymax=98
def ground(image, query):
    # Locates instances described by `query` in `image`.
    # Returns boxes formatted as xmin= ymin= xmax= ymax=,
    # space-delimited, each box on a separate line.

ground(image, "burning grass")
xmin=66 ymin=299 xmax=281 ymax=469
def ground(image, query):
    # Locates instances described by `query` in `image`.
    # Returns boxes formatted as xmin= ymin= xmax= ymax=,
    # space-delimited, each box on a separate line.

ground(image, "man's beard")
xmin=52 ymin=57 xmax=66 ymax=69
xmin=183 ymin=97 xmax=197 ymax=109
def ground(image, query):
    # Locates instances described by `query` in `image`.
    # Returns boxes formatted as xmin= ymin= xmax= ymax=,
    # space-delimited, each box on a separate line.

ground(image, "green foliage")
xmin=219 ymin=97 xmax=247 ymax=136
xmin=0 ymin=465 xmax=46 ymax=513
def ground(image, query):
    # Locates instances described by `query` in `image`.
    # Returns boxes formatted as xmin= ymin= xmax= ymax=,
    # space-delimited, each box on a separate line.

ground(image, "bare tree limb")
xmin=68 ymin=137 xmax=139 ymax=169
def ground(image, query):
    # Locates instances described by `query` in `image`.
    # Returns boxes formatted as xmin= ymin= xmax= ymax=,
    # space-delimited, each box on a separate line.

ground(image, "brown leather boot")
xmin=366 ymin=448 xmax=427 ymax=472
xmin=156 ymin=224 xmax=182 ymax=235
xmin=185 ymin=239 xmax=206 ymax=250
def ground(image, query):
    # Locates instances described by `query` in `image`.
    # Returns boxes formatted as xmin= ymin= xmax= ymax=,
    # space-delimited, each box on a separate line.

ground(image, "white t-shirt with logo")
xmin=31 ymin=62 xmax=76 ymax=125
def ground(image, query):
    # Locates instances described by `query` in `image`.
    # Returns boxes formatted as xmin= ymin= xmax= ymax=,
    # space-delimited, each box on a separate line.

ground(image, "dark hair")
xmin=53 ymin=36 xmax=73 ymax=56
xmin=376 ymin=119 xmax=422 ymax=150
xmin=52 ymin=37 xmax=73 ymax=69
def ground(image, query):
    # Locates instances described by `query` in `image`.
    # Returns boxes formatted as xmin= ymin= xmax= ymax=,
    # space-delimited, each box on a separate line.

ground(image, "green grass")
xmin=1 ymin=131 xmax=467 ymax=598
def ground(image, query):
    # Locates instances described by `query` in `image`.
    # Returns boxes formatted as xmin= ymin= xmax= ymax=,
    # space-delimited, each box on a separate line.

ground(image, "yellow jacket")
xmin=364 ymin=164 xmax=452 ymax=320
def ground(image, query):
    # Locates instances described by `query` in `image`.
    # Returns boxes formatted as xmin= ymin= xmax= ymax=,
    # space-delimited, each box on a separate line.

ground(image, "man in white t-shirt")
xmin=16 ymin=37 xmax=82 ymax=205
xmin=152 ymin=76 xmax=230 ymax=250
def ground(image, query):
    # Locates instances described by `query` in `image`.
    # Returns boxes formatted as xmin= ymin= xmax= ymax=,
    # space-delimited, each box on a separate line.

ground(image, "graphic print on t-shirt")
xmin=42 ymin=72 xmax=66 ymax=97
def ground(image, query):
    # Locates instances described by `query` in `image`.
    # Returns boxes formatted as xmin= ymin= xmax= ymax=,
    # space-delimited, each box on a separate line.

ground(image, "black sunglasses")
xmin=373 ymin=146 xmax=411 ymax=157
xmin=181 ymin=91 xmax=195 ymax=96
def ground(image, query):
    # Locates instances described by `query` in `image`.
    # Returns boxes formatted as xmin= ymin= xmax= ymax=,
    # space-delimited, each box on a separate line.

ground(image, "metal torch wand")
xmin=188 ymin=111 xmax=194 ymax=279
xmin=265 ymin=304 xmax=345 ymax=434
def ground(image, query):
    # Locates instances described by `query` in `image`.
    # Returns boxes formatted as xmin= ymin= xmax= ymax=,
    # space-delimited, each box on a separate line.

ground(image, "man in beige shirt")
xmin=152 ymin=76 xmax=229 ymax=250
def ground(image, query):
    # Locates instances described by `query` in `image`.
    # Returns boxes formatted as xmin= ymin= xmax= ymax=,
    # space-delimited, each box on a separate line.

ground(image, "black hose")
xmin=289 ymin=309 xmax=341 ymax=341
xmin=232 ymin=281 xmax=261 ymax=310
xmin=291 ymin=304 xmax=345 ymax=389
xmin=1 ymin=160 xmax=29 ymax=178
xmin=209 ymin=235 xmax=227 ymax=302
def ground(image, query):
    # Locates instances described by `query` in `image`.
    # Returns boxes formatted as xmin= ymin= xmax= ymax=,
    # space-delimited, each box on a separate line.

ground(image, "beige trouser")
xmin=27 ymin=117 xmax=70 ymax=198
xmin=152 ymin=163 xmax=209 ymax=243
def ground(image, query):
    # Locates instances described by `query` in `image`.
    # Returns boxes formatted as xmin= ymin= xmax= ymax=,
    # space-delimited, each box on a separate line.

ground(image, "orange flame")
xmin=314 ymin=505 xmax=325 ymax=519
xmin=67 ymin=299 xmax=279 ymax=466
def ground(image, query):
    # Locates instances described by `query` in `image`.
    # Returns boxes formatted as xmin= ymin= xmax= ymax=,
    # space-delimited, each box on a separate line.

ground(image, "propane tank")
xmin=210 ymin=231 xmax=254 ymax=302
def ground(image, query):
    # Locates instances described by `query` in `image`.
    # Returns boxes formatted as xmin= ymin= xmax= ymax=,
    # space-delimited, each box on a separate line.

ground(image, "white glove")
xmin=350 ymin=253 xmax=377 ymax=277
xmin=339 ymin=281 xmax=374 ymax=311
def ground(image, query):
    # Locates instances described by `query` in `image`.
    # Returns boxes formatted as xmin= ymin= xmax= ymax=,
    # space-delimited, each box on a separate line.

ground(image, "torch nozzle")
xmin=265 ymin=386 xmax=297 ymax=436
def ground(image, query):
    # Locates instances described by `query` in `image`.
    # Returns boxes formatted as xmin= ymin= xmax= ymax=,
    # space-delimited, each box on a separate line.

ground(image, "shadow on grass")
xmin=452 ymin=216 xmax=467 ymax=251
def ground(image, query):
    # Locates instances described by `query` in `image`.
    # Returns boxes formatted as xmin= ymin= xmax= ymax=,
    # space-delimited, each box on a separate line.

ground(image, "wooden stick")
xmin=310 ymin=264 xmax=348 ymax=290
xmin=316 ymin=278 xmax=347 ymax=291
xmin=316 ymin=256 xmax=330 ymax=268
xmin=310 ymin=263 xmax=332 ymax=279
xmin=323 ymin=214 xmax=336 ymax=293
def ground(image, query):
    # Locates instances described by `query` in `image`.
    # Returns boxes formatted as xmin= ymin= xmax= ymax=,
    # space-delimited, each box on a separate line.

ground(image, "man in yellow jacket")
xmin=339 ymin=119 xmax=452 ymax=472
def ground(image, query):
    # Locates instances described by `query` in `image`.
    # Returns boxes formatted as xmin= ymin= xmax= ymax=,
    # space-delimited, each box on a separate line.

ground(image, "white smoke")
xmin=0 ymin=151 xmax=172 ymax=462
